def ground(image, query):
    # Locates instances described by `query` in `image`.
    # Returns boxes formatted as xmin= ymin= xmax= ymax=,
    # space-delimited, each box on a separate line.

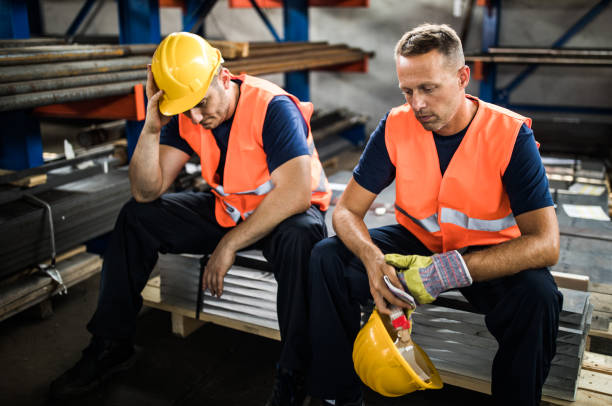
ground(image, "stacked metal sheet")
xmin=157 ymin=252 xmax=279 ymax=330
xmin=413 ymin=290 xmax=593 ymax=401
xmin=0 ymin=168 xmax=131 ymax=278
xmin=543 ymin=156 xmax=609 ymax=214
xmin=156 ymin=248 xmax=592 ymax=401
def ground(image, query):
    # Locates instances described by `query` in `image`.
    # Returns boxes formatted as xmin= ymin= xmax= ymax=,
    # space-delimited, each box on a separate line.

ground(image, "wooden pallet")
xmin=0 ymin=246 xmax=102 ymax=321
xmin=141 ymin=275 xmax=611 ymax=405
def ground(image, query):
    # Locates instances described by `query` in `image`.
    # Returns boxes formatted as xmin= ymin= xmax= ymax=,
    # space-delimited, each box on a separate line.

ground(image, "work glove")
xmin=385 ymin=251 xmax=472 ymax=305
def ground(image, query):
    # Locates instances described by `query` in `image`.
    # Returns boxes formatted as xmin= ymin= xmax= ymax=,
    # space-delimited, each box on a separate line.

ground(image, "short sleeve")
xmin=262 ymin=96 xmax=310 ymax=173
xmin=353 ymin=112 xmax=396 ymax=194
xmin=502 ymin=124 xmax=554 ymax=216
xmin=160 ymin=116 xmax=194 ymax=156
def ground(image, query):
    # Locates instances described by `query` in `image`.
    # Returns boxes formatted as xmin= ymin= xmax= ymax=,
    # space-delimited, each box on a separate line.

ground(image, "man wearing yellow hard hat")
xmin=307 ymin=24 xmax=561 ymax=406
xmin=50 ymin=32 xmax=331 ymax=404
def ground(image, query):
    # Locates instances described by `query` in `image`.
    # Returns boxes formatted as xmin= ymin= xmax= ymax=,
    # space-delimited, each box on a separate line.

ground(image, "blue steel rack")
xmin=476 ymin=0 xmax=612 ymax=115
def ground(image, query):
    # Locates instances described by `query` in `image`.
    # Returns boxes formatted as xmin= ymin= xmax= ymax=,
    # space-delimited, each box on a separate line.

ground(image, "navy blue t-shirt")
xmin=353 ymin=112 xmax=553 ymax=216
xmin=160 ymin=90 xmax=310 ymax=183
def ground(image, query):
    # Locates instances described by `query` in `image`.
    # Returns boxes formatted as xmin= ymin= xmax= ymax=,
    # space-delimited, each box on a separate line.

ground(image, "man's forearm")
xmin=463 ymin=233 xmax=559 ymax=281
xmin=129 ymin=129 xmax=164 ymax=202
xmin=333 ymin=206 xmax=382 ymax=264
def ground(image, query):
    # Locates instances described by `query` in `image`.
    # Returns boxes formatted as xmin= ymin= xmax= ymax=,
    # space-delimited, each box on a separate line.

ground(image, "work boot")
xmin=264 ymin=365 xmax=306 ymax=406
xmin=49 ymin=337 xmax=137 ymax=399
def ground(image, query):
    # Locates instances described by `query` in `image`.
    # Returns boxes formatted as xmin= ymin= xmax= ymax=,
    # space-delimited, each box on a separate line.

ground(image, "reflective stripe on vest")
xmin=395 ymin=204 xmax=440 ymax=232
xmin=213 ymin=180 xmax=275 ymax=197
xmin=440 ymin=207 xmax=516 ymax=232
xmin=221 ymin=200 xmax=242 ymax=224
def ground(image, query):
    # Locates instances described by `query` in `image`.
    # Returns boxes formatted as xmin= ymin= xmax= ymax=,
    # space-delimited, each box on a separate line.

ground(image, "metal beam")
xmin=184 ymin=0 xmax=218 ymax=34
xmin=283 ymin=0 xmax=309 ymax=101
xmin=249 ymin=0 xmax=282 ymax=42
xmin=0 ymin=111 xmax=42 ymax=170
xmin=478 ymin=0 xmax=499 ymax=102
xmin=117 ymin=0 xmax=161 ymax=160
xmin=0 ymin=0 xmax=30 ymax=39
xmin=117 ymin=0 xmax=161 ymax=45
xmin=65 ymin=0 xmax=99 ymax=38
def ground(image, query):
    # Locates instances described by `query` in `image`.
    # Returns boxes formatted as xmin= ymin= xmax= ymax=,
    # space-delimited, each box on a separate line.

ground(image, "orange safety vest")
xmin=385 ymin=95 xmax=531 ymax=253
xmin=178 ymin=74 xmax=331 ymax=227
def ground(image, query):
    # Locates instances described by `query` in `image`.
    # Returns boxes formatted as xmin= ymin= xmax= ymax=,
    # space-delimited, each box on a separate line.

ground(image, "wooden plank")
xmin=208 ymin=40 xmax=249 ymax=59
xmin=0 ymin=168 xmax=47 ymax=187
xmin=590 ymin=311 xmax=612 ymax=333
xmin=578 ymin=370 xmax=612 ymax=396
xmin=543 ymin=389 xmax=612 ymax=406
xmin=589 ymin=323 xmax=612 ymax=340
xmin=591 ymin=282 xmax=612 ymax=295
xmin=582 ymin=352 xmax=612 ymax=375
xmin=551 ymin=271 xmax=589 ymax=292
xmin=171 ymin=313 xmax=206 ymax=338
xmin=0 ymin=245 xmax=86 ymax=288
xmin=0 ymin=253 xmax=102 ymax=321
xmin=590 ymin=292 xmax=612 ymax=314
xmin=438 ymin=369 xmax=490 ymax=395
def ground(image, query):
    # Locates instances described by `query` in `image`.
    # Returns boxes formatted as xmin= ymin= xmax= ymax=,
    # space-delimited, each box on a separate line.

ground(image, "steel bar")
xmin=227 ymin=52 xmax=366 ymax=76
xmin=0 ymin=42 xmax=370 ymax=111
xmin=0 ymin=44 xmax=156 ymax=65
xmin=0 ymin=38 xmax=65 ymax=48
xmin=248 ymin=0 xmax=282 ymax=42
xmin=226 ymin=46 xmax=357 ymax=68
xmin=488 ymin=47 xmax=612 ymax=57
xmin=65 ymin=0 xmax=99 ymax=38
xmin=0 ymin=56 xmax=150 ymax=83
xmin=0 ymin=80 xmax=144 ymax=112
xmin=249 ymin=40 xmax=327 ymax=48
xmin=248 ymin=43 xmax=344 ymax=57
xmin=466 ymin=55 xmax=612 ymax=65
xmin=0 ymin=70 xmax=146 ymax=96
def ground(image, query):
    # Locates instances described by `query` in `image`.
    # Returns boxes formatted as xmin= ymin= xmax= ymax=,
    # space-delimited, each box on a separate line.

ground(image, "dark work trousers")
xmin=308 ymin=224 xmax=562 ymax=406
xmin=87 ymin=191 xmax=327 ymax=372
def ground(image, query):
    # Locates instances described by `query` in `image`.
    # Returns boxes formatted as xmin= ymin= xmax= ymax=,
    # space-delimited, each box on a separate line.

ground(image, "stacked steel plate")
xmin=0 ymin=168 xmax=131 ymax=278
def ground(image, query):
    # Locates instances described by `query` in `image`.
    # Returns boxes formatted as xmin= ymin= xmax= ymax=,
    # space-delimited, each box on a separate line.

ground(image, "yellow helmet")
xmin=352 ymin=309 xmax=443 ymax=397
xmin=151 ymin=32 xmax=224 ymax=116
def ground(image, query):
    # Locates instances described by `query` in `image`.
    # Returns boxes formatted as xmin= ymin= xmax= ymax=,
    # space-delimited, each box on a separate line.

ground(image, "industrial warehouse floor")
xmin=0 ymin=274 xmax=492 ymax=406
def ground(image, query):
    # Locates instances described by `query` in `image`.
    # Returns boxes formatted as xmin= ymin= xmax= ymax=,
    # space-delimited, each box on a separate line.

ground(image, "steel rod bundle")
xmin=0 ymin=169 xmax=131 ymax=278
xmin=0 ymin=39 xmax=371 ymax=112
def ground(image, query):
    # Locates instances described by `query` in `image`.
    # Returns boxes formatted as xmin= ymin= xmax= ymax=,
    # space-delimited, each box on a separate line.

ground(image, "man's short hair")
xmin=394 ymin=23 xmax=465 ymax=68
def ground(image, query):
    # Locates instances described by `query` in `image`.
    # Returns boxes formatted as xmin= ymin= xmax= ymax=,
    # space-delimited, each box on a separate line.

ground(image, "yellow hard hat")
xmin=352 ymin=309 xmax=443 ymax=397
xmin=151 ymin=32 xmax=223 ymax=116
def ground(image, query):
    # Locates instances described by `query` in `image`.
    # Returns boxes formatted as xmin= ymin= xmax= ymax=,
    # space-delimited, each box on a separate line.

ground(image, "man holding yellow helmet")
xmin=50 ymin=32 xmax=331 ymax=405
xmin=307 ymin=24 xmax=562 ymax=406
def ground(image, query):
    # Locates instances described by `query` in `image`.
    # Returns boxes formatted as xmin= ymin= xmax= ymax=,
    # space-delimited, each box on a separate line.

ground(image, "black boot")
xmin=265 ymin=365 xmax=306 ymax=406
xmin=49 ymin=337 xmax=137 ymax=399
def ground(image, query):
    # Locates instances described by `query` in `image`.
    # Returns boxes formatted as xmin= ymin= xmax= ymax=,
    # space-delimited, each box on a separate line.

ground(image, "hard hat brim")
xmin=158 ymin=85 xmax=208 ymax=116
